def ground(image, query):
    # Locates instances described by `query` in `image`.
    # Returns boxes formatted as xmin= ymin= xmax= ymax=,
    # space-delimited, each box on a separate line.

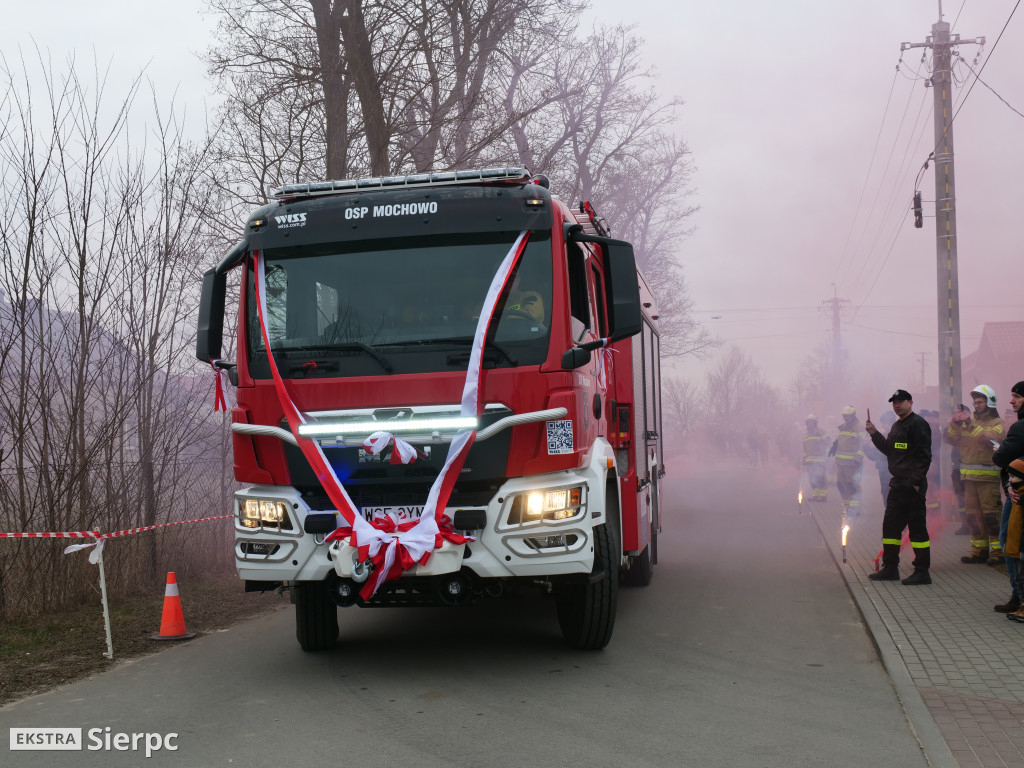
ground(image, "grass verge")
xmin=0 ymin=576 xmax=289 ymax=706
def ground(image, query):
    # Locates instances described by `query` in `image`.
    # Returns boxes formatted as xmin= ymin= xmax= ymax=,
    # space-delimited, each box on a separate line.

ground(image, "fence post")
xmin=97 ymin=546 xmax=114 ymax=659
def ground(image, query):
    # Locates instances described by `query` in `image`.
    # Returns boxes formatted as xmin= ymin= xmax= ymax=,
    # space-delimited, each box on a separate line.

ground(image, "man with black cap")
xmin=993 ymin=381 xmax=1024 ymax=613
xmin=865 ymin=389 xmax=933 ymax=585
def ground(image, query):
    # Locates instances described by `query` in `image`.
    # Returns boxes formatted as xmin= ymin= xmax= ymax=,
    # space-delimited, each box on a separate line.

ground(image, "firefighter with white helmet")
xmin=803 ymin=414 xmax=829 ymax=502
xmin=945 ymin=384 xmax=1006 ymax=564
xmin=829 ymin=406 xmax=867 ymax=515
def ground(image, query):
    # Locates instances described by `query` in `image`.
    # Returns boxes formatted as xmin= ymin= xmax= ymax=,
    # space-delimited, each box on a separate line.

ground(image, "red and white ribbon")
xmin=597 ymin=346 xmax=616 ymax=394
xmin=255 ymin=231 xmax=530 ymax=598
xmin=64 ymin=537 xmax=107 ymax=564
xmin=211 ymin=360 xmax=228 ymax=412
xmin=362 ymin=431 xmax=424 ymax=465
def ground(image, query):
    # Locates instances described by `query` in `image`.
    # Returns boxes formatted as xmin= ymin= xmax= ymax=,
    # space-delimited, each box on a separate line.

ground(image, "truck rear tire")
xmin=556 ymin=522 xmax=618 ymax=650
xmin=295 ymin=581 xmax=339 ymax=651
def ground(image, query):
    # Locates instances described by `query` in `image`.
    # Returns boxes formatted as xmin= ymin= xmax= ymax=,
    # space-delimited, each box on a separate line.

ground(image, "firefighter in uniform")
xmin=867 ymin=389 xmax=933 ymax=585
xmin=829 ymin=406 xmax=866 ymax=515
xmin=945 ymin=385 xmax=1006 ymax=564
xmin=802 ymin=415 xmax=829 ymax=502
xmin=504 ymin=273 xmax=545 ymax=324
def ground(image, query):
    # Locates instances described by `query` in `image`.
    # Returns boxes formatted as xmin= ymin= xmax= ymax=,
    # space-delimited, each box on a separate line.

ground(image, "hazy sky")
xmin=3 ymin=0 xmax=1021 ymax=397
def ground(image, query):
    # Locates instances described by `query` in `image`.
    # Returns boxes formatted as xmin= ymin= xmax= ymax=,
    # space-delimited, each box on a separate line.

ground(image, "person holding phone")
xmin=865 ymin=389 xmax=933 ymax=585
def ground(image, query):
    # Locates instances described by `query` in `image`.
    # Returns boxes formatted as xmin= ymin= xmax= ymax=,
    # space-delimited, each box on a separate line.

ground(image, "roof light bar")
xmin=269 ymin=167 xmax=530 ymax=200
xmin=297 ymin=416 xmax=478 ymax=437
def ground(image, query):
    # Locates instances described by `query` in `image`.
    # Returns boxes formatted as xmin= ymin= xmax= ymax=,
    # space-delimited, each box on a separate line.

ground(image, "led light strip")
xmin=297 ymin=417 xmax=477 ymax=437
xmin=270 ymin=167 xmax=529 ymax=199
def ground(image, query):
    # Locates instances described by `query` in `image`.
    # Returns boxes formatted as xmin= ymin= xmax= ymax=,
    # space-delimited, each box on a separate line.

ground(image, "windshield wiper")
xmin=427 ymin=336 xmax=518 ymax=367
xmin=376 ymin=336 xmax=517 ymax=366
xmin=283 ymin=343 xmax=393 ymax=374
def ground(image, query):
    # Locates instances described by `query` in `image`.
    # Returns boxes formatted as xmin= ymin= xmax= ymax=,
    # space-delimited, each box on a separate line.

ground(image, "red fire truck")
xmin=196 ymin=167 xmax=664 ymax=651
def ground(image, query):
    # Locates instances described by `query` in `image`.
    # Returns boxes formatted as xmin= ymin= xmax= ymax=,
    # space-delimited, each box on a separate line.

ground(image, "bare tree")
xmin=0 ymin=52 xmax=232 ymax=614
xmin=495 ymin=24 xmax=710 ymax=358
xmin=703 ymin=347 xmax=783 ymax=453
xmin=203 ymin=4 xmax=709 ymax=358
xmin=790 ymin=341 xmax=833 ymax=417
xmin=662 ymin=376 xmax=701 ymax=455
xmin=205 ymin=0 xmax=573 ymax=184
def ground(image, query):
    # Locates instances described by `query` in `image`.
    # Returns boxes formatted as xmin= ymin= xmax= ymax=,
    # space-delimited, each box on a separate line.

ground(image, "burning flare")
xmin=841 ymin=524 xmax=850 ymax=546
xmin=798 ymin=490 xmax=803 ymax=504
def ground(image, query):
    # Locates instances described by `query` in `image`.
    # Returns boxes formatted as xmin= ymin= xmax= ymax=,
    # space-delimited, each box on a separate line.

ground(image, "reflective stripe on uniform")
xmin=882 ymin=538 xmax=902 ymax=546
xmin=961 ymin=468 xmax=999 ymax=478
xmin=910 ymin=540 xmax=930 ymax=549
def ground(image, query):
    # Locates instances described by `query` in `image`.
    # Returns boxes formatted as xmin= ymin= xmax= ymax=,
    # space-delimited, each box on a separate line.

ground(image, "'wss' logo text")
xmin=275 ymin=213 xmax=307 ymax=228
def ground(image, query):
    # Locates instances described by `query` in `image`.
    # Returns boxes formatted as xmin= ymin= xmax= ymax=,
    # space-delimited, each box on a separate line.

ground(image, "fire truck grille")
xmin=302 ymin=484 xmax=497 ymax=511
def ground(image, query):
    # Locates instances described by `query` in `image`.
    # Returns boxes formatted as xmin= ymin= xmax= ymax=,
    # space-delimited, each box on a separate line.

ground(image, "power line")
xmin=839 ymin=73 xmax=927 ymax=292
xmin=718 ymin=330 xmax=825 ymax=342
xmin=953 ymin=52 xmax=1024 ymax=119
xmin=835 ymin=68 xmax=899 ymax=283
xmin=693 ymin=306 xmax=820 ymax=314
xmin=947 ymin=0 xmax=1021 ymax=127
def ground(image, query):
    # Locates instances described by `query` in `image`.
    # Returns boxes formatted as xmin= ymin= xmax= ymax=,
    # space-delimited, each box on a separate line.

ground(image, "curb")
xmin=810 ymin=511 xmax=958 ymax=768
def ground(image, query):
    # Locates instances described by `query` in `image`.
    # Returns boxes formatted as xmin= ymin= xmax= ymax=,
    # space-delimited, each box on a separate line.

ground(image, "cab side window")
xmin=589 ymin=261 xmax=608 ymax=338
xmin=566 ymin=242 xmax=591 ymax=341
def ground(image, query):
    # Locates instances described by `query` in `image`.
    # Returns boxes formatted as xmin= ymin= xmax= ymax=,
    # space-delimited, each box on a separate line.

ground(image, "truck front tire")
xmin=295 ymin=581 xmax=339 ymax=651
xmin=556 ymin=521 xmax=618 ymax=650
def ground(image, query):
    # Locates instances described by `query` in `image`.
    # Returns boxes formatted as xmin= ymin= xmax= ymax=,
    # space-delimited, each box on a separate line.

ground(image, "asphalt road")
xmin=2 ymin=464 xmax=928 ymax=767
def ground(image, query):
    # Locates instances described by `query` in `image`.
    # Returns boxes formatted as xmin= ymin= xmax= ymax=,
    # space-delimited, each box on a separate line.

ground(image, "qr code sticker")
xmin=546 ymin=420 xmax=573 ymax=455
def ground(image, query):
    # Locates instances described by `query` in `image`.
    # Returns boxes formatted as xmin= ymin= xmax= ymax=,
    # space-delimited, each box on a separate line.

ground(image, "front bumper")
xmin=233 ymin=462 xmax=613 ymax=584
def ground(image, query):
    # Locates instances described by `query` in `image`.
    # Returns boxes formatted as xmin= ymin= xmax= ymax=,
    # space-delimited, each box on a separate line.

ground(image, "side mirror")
xmin=601 ymin=241 xmax=642 ymax=341
xmin=564 ymin=227 xmax=642 ymax=342
xmin=196 ymin=268 xmax=226 ymax=363
xmin=561 ymin=346 xmax=592 ymax=370
xmin=197 ymin=239 xmax=248 ymax=364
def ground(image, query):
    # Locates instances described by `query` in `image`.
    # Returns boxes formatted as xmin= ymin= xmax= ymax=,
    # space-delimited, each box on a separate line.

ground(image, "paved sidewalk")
xmin=808 ymin=489 xmax=1024 ymax=768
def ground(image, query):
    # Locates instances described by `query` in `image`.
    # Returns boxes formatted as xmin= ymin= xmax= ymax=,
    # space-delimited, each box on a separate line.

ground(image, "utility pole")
xmin=822 ymin=289 xmax=850 ymax=416
xmin=901 ymin=1 xmax=983 ymax=512
xmin=916 ymin=351 xmax=930 ymax=391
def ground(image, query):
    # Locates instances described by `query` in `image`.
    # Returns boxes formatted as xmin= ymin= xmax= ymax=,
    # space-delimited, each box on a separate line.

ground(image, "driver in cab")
xmin=504 ymin=272 xmax=545 ymax=324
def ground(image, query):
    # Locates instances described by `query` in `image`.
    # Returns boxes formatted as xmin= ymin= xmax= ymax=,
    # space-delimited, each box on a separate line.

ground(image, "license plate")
xmin=361 ymin=505 xmax=425 ymax=522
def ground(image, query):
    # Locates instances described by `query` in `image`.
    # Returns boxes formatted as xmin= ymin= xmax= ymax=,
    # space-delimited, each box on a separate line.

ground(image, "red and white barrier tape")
xmin=94 ymin=515 xmax=233 ymax=540
xmin=0 ymin=530 xmax=101 ymax=539
xmin=0 ymin=515 xmax=233 ymax=564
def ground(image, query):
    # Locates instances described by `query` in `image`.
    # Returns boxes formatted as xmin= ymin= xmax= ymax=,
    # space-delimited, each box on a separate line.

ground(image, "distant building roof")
xmin=963 ymin=322 xmax=1024 ymax=409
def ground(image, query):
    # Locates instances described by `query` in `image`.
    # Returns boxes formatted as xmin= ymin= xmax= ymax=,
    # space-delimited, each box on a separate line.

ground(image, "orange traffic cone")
xmin=151 ymin=572 xmax=196 ymax=641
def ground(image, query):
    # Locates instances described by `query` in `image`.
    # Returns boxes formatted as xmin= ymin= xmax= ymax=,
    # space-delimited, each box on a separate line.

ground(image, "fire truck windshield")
xmin=246 ymin=231 xmax=552 ymax=378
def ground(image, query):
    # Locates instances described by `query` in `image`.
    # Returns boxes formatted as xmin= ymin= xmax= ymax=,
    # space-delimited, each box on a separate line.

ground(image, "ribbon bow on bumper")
xmin=362 ymin=431 xmax=427 ymax=464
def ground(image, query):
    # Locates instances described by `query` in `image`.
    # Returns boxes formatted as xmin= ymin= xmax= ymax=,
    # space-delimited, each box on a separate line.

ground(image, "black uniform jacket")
xmin=993 ymin=411 xmax=1024 ymax=487
xmin=870 ymin=412 xmax=932 ymax=488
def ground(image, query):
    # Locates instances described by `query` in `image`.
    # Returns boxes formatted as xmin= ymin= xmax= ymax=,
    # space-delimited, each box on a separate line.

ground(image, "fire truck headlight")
xmin=260 ymin=501 xmax=281 ymax=523
xmin=510 ymin=486 xmax=584 ymax=524
xmin=526 ymin=493 xmax=544 ymax=517
xmin=241 ymin=499 xmax=261 ymax=528
xmin=238 ymin=497 xmax=294 ymax=531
